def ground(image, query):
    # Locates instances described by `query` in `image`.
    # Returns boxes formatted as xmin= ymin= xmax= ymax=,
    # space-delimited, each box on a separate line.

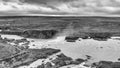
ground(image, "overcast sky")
xmin=1 ymin=0 xmax=120 ymax=16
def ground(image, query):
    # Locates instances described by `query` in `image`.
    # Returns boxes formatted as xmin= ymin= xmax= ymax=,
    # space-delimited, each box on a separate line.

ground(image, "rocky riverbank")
xmin=0 ymin=35 xmax=90 ymax=68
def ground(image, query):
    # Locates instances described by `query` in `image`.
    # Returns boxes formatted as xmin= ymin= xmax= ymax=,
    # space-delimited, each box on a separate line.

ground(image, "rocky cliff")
xmin=22 ymin=30 xmax=58 ymax=39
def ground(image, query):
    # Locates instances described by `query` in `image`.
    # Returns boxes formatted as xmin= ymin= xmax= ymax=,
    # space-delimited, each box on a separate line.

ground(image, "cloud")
xmin=1 ymin=0 xmax=120 ymax=16
xmin=0 ymin=1 xmax=58 ymax=13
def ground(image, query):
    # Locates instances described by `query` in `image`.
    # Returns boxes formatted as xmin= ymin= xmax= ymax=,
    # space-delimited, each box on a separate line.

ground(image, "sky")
xmin=1 ymin=0 xmax=120 ymax=16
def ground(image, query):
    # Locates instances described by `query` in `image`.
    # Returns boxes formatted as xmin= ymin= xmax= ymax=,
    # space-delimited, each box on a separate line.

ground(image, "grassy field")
xmin=0 ymin=16 xmax=120 ymax=33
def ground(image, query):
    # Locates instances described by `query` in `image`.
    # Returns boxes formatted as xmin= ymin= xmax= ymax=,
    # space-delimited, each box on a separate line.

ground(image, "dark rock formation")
xmin=92 ymin=61 xmax=120 ymax=68
xmin=44 ymin=62 xmax=53 ymax=68
xmin=37 ymin=53 xmax=85 ymax=68
xmin=80 ymin=36 xmax=89 ymax=39
xmin=68 ymin=32 xmax=113 ymax=41
xmin=52 ymin=53 xmax=72 ymax=67
xmin=74 ymin=58 xmax=85 ymax=64
xmin=29 ymin=48 xmax=61 ymax=59
xmin=37 ymin=64 xmax=44 ymax=68
xmin=65 ymin=36 xmax=79 ymax=42
xmin=0 ymin=26 xmax=11 ymax=30
xmin=0 ymin=30 xmax=23 ymax=35
xmin=112 ymin=62 xmax=120 ymax=68
xmin=53 ymin=53 xmax=85 ymax=66
xmin=88 ymin=33 xmax=112 ymax=41
xmin=22 ymin=30 xmax=58 ymax=39
xmin=73 ymin=32 xmax=112 ymax=41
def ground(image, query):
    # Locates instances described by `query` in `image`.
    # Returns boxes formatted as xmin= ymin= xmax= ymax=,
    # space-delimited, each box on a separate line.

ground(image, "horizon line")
xmin=1 ymin=14 xmax=120 ymax=17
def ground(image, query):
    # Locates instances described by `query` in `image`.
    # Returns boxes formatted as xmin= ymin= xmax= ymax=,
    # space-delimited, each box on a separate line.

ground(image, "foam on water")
xmin=47 ymin=36 xmax=66 ymax=43
xmin=1 ymin=34 xmax=24 ymax=39
xmin=47 ymin=36 xmax=120 ymax=62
